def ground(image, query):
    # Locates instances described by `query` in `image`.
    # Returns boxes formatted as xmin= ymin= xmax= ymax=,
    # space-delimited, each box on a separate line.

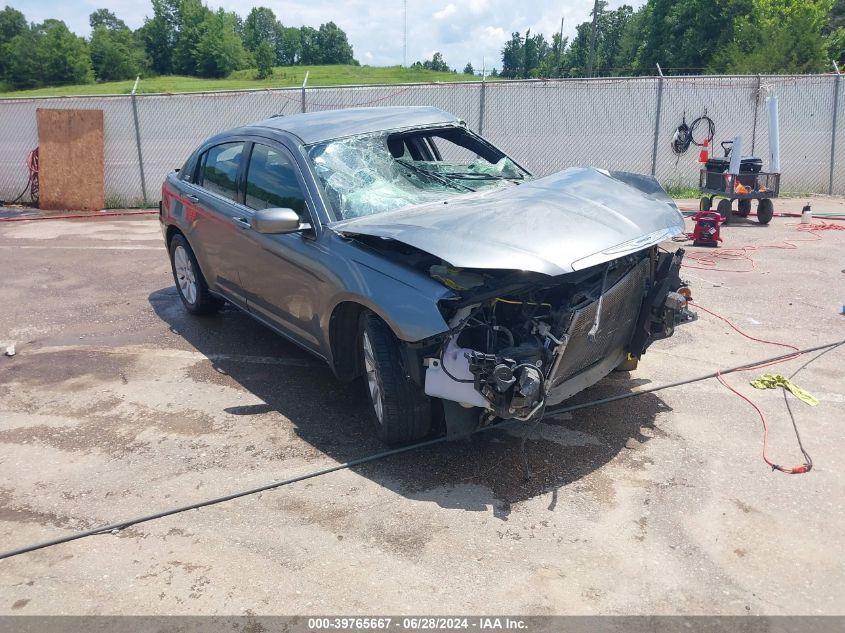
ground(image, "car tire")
xmin=717 ymin=198 xmax=732 ymax=223
xmin=757 ymin=199 xmax=774 ymax=225
xmin=169 ymin=233 xmax=222 ymax=315
xmin=360 ymin=311 xmax=431 ymax=444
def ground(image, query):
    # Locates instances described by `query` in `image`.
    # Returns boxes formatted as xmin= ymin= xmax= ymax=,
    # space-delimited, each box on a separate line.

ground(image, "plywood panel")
xmin=36 ymin=108 xmax=104 ymax=211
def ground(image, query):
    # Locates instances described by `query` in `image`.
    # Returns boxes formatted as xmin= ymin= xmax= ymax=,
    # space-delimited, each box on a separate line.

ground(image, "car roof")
xmin=249 ymin=106 xmax=462 ymax=145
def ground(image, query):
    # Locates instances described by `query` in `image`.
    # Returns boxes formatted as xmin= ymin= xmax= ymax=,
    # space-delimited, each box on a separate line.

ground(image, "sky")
xmin=8 ymin=0 xmax=641 ymax=72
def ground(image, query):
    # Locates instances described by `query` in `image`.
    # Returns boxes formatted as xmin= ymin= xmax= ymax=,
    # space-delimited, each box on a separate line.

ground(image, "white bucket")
xmin=801 ymin=205 xmax=812 ymax=224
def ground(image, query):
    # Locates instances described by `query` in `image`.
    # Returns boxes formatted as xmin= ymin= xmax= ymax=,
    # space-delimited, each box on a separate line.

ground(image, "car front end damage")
xmin=416 ymin=246 xmax=695 ymax=433
xmin=325 ymin=160 xmax=696 ymax=435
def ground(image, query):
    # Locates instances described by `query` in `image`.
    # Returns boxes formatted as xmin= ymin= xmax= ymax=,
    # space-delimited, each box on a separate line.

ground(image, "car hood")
xmin=329 ymin=167 xmax=685 ymax=276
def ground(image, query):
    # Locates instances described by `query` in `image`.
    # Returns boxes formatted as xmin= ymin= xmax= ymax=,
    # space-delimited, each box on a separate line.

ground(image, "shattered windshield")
xmin=306 ymin=128 xmax=527 ymax=220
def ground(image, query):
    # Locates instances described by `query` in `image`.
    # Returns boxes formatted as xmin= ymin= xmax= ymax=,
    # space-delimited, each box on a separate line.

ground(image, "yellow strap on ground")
xmin=749 ymin=373 xmax=819 ymax=406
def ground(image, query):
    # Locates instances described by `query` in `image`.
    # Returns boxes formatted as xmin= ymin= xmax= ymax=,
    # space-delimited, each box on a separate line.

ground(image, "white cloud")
xmin=8 ymin=0 xmax=645 ymax=73
xmin=433 ymin=4 xmax=457 ymax=20
xmin=467 ymin=0 xmax=490 ymax=15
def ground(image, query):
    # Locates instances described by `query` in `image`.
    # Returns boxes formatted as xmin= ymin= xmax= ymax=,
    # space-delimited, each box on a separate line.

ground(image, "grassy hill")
xmin=0 ymin=65 xmax=488 ymax=98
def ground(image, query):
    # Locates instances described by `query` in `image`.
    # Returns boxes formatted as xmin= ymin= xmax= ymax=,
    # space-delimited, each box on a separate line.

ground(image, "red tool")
xmin=690 ymin=210 xmax=723 ymax=247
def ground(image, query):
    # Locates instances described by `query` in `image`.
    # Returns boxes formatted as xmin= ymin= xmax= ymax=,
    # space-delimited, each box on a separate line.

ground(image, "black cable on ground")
xmin=1 ymin=338 xmax=842 ymax=562
xmin=781 ymin=340 xmax=845 ymax=472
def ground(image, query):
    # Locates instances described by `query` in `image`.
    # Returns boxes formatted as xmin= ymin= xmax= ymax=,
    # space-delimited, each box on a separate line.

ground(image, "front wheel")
xmin=169 ymin=234 xmax=223 ymax=315
xmin=699 ymin=196 xmax=711 ymax=212
xmin=360 ymin=312 xmax=431 ymax=444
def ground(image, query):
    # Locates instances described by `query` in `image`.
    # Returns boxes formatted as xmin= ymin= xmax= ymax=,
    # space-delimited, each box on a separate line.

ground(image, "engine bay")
xmin=424 ymin=247 xmax=695 ymax=424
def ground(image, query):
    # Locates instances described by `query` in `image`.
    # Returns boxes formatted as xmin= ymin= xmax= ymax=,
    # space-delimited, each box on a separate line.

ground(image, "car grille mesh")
xmin=550 ymin=258 xmax=649 ymax=387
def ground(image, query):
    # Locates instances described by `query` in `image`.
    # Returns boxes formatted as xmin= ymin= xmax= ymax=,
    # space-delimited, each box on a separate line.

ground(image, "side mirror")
xmin=250 ymin=208 xmax=303 ymax=234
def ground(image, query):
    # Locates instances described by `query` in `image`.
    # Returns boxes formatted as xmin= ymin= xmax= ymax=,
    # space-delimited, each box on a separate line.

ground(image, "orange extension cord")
xmin=678 ymin=212 xmax=845 ymax=473
xmin=682 ymin=221 xmax=845 ymax=273
xmin=690 ymin=302 xmax=813 ymax=474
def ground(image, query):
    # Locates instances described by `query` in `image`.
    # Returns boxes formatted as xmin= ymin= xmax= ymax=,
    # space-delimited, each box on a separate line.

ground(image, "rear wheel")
xmin=699 ymin=196 xmax=711 ymax=212
xmin=737 ymin=199 xmax=751 ymax=217
xmin=360 ymin=312 xmax=431 ymax=444
xmin=757 ymin=199 xmax=774 ymax=224
xmin=717 ymin=198 xmax=732 ymax=223
xmin=169 ymin=234 xmax=222 ymax=315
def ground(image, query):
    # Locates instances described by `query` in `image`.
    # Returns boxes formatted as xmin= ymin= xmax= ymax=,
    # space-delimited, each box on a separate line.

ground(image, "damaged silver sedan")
xmin=160 ymin=106 xmax=695 ymax=444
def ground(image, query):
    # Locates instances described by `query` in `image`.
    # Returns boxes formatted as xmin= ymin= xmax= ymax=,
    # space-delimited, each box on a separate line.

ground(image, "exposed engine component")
xmin=466 ymin=351 xmax=544 ymax=419
xmin=423 ymin=246 xmax=696 ymax=426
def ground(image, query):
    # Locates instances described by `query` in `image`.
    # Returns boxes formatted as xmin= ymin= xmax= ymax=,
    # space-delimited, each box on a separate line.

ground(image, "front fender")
xmin=324 ymin=265 xmax=451 ymax=345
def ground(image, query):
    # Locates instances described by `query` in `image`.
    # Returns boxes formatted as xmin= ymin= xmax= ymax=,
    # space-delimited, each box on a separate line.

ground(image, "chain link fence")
xmin=1 ymin=74 xmax=842 ymax=207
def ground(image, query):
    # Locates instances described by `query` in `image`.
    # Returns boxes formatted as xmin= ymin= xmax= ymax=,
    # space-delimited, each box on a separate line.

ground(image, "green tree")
xmin=315 ymin=21 xmax=355 ymax=64
xmin=830 ymin=0 xmax=845 ymax=27
xmin=611 ymin=6 xmax=648 ymax=73
xmin=710 ymin=0 xmax=832 ymax=73
xmin=255 ymin=40 xmax=274 ymax=78
xmin=42 ymin=19 xmax=93 ymax=85
xmin=635 ymin=0 xmax=751 ymax=73
xmin=7 ymin=27 xmax=45 ymax=88
xmin=194 ymin=9 xmax=247 ymax=77
xmin=299 ymin=25 xmax=319 ymax=64
xmin=243 ymin=6 xmax=277 ymax=52
xmin=829 ymin=28 xmax=845 ymax=63
xmin=422 ymin=51 xmax=449 ymax=72
xmin=500 ymin=32 xmax=524 ymax=77
xmin=825 ymin=0 xmax=845 ymax=63
xmin=598 ymin=5 xmax=634 ymax=73
xmin=139 ymin=0 xmax=179 ymax=75
xmin=89 ymin=8 xmax=125 ymax=30
xmin=275 ymin=24 xmax=300 ymax=64
xmin=171 ymin=0 xmax=211 ymax=75
xmin=8 ymin=19 xmax=93 ymax=88
xmin=561 ymin=22 xmax=592 ymax=76
xmin=463 ymin=62 xmax=474 ymax=74
xmin=88 ymin=9 xmax=148 ymax=81
xmin=0 ymin=5 xmax=27 ymax=80
xmin=537 ymin=32 xmax=569 ymax=77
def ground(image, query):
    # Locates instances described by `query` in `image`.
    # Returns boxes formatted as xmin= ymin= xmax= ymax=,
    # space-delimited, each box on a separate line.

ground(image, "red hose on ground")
xmin=0 ymin=210 xmax=158 ymax=222
xmin=691 ymin=302 xmax=811 ymax=474
xmin=681 ymin=221 xmax=844 ymax=272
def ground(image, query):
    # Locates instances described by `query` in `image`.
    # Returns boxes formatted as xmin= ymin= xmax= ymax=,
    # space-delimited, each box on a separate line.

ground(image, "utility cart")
xmin=698 ymin=141 xmax=779 ymax=224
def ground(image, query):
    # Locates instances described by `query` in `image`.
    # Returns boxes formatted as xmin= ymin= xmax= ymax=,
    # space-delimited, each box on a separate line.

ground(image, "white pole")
xmin=767 ymin=96 xmax=780 ymax=173
xmin=728 ymin=135 xmax=743 ymax=175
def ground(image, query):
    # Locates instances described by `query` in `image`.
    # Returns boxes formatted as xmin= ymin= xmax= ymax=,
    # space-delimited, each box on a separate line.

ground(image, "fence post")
xmin=301 ymin=71 xmax=309 ymax=113
xmin=478 ymin=76 xmax=486 ymax=135
xmin=829 ymin=63 xmax=841 ymax=196
xmin=650 ymin=65 xmax=664 ymax=177
xmin=130 ymin=76 xmax=148 ymax=207
xmin=751 ymin=74 xmax=761 ymax=156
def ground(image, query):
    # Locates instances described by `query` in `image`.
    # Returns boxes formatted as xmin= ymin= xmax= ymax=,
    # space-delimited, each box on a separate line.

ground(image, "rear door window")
xmin=244 ymin=143 xmax=307 ymax=219
xmin=200 ymin=142 xmax=244 ymax=201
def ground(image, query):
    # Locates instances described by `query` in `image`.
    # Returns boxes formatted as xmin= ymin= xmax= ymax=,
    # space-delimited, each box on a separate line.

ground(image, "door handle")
xmin=232 ymin=217 xmax=251 ymax=230
xmin=186 ymin=194 xmax=199 ymax=203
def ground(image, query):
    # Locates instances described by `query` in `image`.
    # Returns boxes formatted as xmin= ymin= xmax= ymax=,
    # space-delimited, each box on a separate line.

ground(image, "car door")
xmin=187 ymin=141 xmax=253 ymax=306
xmin=237 ymin=141 xmax=326 ymax=353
